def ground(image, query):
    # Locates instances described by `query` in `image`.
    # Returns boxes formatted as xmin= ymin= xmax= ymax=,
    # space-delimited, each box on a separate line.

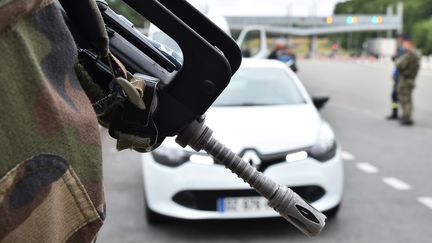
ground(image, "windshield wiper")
xmin=214 ymin=103 xmax=274 ymax=107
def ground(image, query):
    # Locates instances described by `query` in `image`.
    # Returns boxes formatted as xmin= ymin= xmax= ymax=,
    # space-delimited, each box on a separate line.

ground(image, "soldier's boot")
xmin=400 ymin=119 xmax=414 ymax=126
xmin=386 ymin=110 xmax=399 ymax=120
xmin=400 ymin=102 xmax=414 ymax=126
xmin=386 ymin=103 xmax=399 ymax=120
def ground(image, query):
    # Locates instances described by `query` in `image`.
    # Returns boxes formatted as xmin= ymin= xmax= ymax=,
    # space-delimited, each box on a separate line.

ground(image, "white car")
xmin=142 ymin=59 xmax=344 ymax=223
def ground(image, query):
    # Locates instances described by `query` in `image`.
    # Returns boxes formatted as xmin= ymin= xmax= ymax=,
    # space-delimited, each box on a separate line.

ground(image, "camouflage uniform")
xmin=0 ymin=0 xmax=105 ymax=242
xmin=396 ymin=48 xmax=421 ymax=123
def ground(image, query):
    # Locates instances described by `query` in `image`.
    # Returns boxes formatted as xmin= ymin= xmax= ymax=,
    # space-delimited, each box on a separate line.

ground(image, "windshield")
xmin=213 ymin=67 xmax=306 ymax=107
xmin=152 ymin=31 xmax=183 ymax=57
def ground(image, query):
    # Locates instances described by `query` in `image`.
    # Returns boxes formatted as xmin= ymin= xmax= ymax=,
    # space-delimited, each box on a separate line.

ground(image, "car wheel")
xmin=323 ymin=203 xmax=341 ymax=219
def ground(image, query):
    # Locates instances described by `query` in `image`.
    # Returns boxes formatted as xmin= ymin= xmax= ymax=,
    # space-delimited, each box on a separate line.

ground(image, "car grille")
xmin=214 ymin=148 xmax=309 ymax=172
xmin=172 ymin=186 xmax=326 ymax=211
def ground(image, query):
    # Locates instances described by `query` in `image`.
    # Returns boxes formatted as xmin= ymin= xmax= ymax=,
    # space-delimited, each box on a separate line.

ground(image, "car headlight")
xmin=308 ymin=121 xmax=337 ymax=162
xmin=151 ymin=146 xmax=214 ymax=167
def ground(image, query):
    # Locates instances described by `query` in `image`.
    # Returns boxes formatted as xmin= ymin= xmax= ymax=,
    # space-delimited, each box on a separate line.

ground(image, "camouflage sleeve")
xmin=0 ymin=1 xmax=105 ymax=242
xmin=396 ymin=53 xmax=409 ymax=71
xmin=396 ymin=51 xmax=421 ymax=79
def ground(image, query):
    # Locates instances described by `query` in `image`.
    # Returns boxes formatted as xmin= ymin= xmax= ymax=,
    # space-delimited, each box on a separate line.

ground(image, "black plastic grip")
xmin=156 ymin=0 xmax=241 ymax=73
xmin=122 ymin=0 xmax=242 ymax=137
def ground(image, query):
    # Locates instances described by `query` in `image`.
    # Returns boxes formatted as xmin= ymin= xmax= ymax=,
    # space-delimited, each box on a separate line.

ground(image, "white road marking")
xmin=382 ymin=177 xmax=412 ymax=191
xmin=341 ymin=151 xmax=355 ymax=161
xmin=418 ymin=197 xmax=432 ymax=210
xmin=356 ymin=163 xmax=379 ymax=173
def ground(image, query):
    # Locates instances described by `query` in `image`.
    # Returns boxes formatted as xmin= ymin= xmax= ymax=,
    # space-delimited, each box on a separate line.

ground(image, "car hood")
xmin=198 ymin=104 xmax=321 ymax=154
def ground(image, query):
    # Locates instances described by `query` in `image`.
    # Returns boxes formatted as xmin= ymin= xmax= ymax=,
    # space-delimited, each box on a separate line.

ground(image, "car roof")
xmin=239 ymin=58 xmax=290 ymax=69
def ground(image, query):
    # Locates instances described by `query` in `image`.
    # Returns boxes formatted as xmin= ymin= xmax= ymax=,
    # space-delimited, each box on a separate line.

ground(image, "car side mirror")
xmin=312 ymin=96 xmax=329 ymax=110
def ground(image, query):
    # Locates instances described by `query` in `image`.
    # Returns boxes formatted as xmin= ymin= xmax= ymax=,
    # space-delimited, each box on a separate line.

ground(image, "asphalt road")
xmin=97 ymin=60 xmax=432 ymax=243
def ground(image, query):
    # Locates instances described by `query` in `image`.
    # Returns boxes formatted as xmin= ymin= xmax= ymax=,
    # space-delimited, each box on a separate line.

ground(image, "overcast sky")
xmin=206 ymin=0 xmax=343 ymax=17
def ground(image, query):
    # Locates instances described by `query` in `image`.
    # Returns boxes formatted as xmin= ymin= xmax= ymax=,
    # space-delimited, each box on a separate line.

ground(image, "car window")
xmin=213 ymin=67 xmax=306 ymax=107
xmin=240 ymin=30 xmax=261 ymax=57
xmin=152 ymin=31 xmax=183 ymax=57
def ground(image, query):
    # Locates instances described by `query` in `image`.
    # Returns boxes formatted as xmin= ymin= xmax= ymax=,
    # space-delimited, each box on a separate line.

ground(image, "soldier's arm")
xmin=396 ymin=54 xmax=409 ymax=71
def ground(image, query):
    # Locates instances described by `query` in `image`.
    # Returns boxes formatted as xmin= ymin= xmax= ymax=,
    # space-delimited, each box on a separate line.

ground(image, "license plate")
xmin=217 ymin=196 xmax=273 ymax=213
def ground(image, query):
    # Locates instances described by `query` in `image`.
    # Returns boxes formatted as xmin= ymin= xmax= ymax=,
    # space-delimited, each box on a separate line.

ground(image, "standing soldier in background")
xmin=268 ymin=41 xmax=285 ymax=60
xmin=387 ymin=36 xmax=405 ymax=120
xmin=395 ymin=35 xmax=421 ymax=126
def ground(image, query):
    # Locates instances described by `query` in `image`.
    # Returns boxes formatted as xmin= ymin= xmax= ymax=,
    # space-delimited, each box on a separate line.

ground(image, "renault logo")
xmin=241 ymin=150 xmax=262 ymax=169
